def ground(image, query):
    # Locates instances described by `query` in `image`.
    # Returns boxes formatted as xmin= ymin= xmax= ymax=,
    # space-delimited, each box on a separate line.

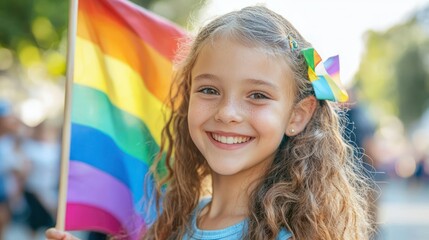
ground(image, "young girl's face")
xmin=188 ymin=37 xmax=296 ymax=177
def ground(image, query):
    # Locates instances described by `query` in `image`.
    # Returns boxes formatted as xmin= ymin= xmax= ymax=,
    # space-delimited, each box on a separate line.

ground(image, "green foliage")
xmin=0 ymin=0 xmax=35 ymax=49
xmin=0 ymin=0 xmax=205 ymax=78
xmin=395 ymin=44 xmax=429 ymax=125
xmin=129 ymin=0 xmax=206 ymax=26
xmin=354 ymin=14 xmax=429 ymax=128
xmin=0 ymin=0 xmax=68 ymax=50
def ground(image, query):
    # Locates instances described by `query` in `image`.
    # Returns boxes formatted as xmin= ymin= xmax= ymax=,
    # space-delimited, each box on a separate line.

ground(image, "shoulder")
xmin=277 ymin=228 xmax=292 ymax=240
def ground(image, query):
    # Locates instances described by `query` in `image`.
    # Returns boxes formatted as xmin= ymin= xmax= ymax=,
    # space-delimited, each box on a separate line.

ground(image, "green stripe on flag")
xmin=72 ymin=84 xmax=167 ymax=175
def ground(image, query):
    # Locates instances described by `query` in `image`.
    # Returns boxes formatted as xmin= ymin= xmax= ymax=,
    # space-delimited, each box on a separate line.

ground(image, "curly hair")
xmin=143 ymin=5 xmax=373 ymax=240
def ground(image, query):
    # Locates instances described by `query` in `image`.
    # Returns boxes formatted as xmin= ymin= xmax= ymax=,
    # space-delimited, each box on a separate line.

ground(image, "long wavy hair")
xmin=143 ymin=5 xmax=373 ymax=240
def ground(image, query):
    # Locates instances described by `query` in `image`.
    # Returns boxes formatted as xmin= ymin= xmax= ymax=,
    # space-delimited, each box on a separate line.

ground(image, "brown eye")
xmin=199 ymin=87 xmax=219 ymax=95
xmin=249 ymin=92 xmax=269 ymax=99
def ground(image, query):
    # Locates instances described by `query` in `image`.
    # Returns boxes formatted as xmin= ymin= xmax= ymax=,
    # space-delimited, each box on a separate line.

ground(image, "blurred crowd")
xmin=0 ymin=99 xmax=60 ymax=239
xmin=344 ymin=87 xmax=429 ymax=239
xmin=344 ymin=88 xmax=429 ymax=183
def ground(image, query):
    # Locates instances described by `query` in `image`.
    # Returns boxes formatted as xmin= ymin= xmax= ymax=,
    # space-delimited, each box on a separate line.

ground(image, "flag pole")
xmin=57 ymin=0 xmax=78 ymax=231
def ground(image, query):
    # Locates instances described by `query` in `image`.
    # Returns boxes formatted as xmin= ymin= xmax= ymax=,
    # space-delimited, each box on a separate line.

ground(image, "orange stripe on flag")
xmin=80 ymin=0 xmax=183 ymax=60
xmin=77 ymin=0 xmax=185 ymax=102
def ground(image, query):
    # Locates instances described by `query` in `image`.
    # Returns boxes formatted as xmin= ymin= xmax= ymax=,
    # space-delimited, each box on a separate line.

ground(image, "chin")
xmin=208 ymin=162 xmax=242 ymax=176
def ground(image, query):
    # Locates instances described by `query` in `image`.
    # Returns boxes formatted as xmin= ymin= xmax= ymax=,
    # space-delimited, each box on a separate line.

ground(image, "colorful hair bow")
xmin=301 ymin=48 xmax=348 ymax=102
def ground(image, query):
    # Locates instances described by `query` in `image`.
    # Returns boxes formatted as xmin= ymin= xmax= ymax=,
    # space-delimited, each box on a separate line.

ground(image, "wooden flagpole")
xmin=56 ymin=0 xmax=78 ymax=231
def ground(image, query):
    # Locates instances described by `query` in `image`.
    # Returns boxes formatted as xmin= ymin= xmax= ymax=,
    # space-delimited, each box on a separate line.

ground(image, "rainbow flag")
xmin=65 ymin=0 xmax=185 ymax=238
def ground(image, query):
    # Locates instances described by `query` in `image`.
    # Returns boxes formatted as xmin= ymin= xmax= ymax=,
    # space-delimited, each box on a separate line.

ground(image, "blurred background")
xmin=0 ymin=0 xmax=428 ymax=239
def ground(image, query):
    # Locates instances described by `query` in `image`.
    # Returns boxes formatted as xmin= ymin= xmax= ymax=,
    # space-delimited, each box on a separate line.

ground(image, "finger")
xmin=46 ymin=228 xmax=66 ymax=239
xmin=45 ymin=228 xmax=81 ymax=240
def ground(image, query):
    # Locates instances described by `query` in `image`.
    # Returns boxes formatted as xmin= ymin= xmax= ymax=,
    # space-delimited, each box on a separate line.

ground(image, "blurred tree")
xmin=131 ymin=0 xmax=206 ymax=26
xmin=0 ymin=0 xmax=206 ymax=78
xmin=0 ymin=0 xmax=68 ymax=51
xmin=354 ymin=8 xmax=429 ymax=128
xmin=395 ymin=45 xmax=429 ymax=126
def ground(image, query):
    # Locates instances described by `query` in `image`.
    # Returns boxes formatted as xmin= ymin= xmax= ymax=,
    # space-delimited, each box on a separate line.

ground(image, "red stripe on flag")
xmin=66 ymin=203 xmax=123 ymax=235
xmin=79 ymin=0 xmax=185 ymax=60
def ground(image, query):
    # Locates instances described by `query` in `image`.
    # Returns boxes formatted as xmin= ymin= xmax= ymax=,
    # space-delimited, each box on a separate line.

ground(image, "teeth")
xmin=211 ymin=133 xmax=251 ymax=144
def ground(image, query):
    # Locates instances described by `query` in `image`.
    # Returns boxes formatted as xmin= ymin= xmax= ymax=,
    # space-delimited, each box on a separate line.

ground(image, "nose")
xmin=214 ymin=98 xmax=244 ymax=124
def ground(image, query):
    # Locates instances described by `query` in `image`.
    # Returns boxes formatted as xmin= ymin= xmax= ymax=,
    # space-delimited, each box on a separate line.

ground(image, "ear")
xmin=285 ymin=96 xmax=317 ymax=136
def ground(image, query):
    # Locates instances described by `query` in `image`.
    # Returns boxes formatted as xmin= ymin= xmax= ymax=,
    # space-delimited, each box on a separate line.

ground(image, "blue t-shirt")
xmin=183 ymin=198 xmax=292 ymax=239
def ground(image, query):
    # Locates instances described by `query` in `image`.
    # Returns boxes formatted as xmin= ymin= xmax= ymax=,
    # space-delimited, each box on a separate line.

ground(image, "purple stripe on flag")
xmin=67 ymin=161 xmax=145 ymax=238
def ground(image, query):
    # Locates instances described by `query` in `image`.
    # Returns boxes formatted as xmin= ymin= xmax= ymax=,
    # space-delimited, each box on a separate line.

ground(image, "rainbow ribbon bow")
xmin=301 ymin=48 xmax=348 ymax=102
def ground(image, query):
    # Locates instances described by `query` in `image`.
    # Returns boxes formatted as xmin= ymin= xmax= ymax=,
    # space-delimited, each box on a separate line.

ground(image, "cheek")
xmin=250 ymin=107 xmax=289 ymax=135
xmin=188 ymin=97 xmax=216 ymax=133
xmin=187 ymin=99 xmax=200 ymax=137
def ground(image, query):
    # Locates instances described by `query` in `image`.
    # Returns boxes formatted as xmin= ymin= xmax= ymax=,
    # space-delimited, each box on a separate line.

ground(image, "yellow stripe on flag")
xmin=77 ymin=7 xmax=175 ymax=102
xmin=74 ymin=37 xmax=169 ymax=145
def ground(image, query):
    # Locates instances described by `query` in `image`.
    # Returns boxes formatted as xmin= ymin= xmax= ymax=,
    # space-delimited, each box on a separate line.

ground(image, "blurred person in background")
xmin=21 ymin=120 xmax=60 ymax=237
xmin=344 ymin=87 xmax=381 ymax=237
xmin=411 ymin=111 xmax=429 ymax=183
xmin=0 ymin=99 xmax=30 ymax=240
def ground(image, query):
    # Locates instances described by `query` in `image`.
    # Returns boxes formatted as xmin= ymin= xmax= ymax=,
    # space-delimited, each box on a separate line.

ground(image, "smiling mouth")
xmin=211 ymin=133 xmax=253 ymax=144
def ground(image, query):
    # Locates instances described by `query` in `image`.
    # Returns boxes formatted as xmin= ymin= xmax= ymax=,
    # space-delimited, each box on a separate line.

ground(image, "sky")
xmin=197 ymin=0 xmax=429 ymax=85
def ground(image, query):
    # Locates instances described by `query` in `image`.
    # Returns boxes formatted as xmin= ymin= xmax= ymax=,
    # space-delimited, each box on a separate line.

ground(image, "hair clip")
xmin=301 ymin=48 xmax=348 ymax=102
xmin=288 ymin=35 xmax=299 ymax=51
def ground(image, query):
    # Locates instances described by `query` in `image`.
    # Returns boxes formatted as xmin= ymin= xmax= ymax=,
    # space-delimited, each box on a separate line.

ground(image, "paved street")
xmin=3 ymin=178 xmax=429 ymax=239
xmin=377 ymin=179 xmax=429 ymax=240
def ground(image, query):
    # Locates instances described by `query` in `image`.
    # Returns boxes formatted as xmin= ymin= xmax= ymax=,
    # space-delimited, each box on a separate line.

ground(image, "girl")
xmin=47 ymin=5 xmax=373 ymax=240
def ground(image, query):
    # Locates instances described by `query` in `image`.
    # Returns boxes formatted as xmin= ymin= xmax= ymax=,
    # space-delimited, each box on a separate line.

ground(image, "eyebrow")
xmin=192 ymin=73 xmax=219 ymax=82
xmin=193 ymin=74 xmax=277 ymax=90
xmin=245 ymin=78 xmax=277 ymax=90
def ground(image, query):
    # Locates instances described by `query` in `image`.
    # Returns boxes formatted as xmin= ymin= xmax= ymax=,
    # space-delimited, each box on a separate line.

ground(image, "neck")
xmin=210 ymin=174 xmax=252 ymax=216
xmin=197 ymin=164 xmax=269 ymax=230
